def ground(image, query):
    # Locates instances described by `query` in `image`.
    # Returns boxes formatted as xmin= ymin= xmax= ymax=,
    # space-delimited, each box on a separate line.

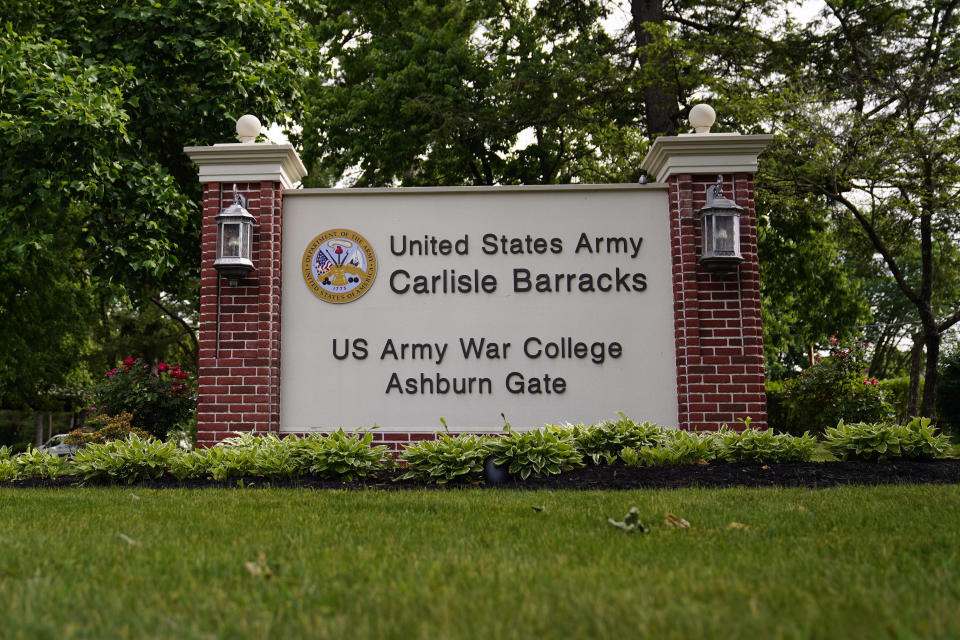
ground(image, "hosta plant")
xmin=300 ymin=430 xmax=393 ymax=480
xmin=621 ymin=429 xmax=720 ymax=467
xmin=823 ymin=418 xmax=951 ymax=461
xmin=14 ymin=448 xmax=67 ymax=479
xmin=169 ymin=449 xmax=213 ymax=481
xmin=482 ymin=427 xmax=584 ymax=480
xmin=715 ymin=425 xmax=817 ymax=463
xmin=0 ymin=445 xmax=12 ymax=460
xmin=70 ymin=434 xmax=178 ymax=483
xmin=0 ymin=458 xmax=17 ymax=482
xmin=570 ymin=417 xmax=662 ymax=465
xmin=399 ymin=433 xmax=489 ymax=484
xmin=200 ymin=442 xmax=262 ymax=480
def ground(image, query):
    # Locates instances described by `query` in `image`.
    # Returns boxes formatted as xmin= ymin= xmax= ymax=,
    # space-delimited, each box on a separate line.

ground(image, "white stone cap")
xmin=184 ymin=142 xmax=308 ymax=189
xmin=640 ymin=133 xmax=774 ymax=183
xmin=184 ymin=115 xmax=308 ymax=189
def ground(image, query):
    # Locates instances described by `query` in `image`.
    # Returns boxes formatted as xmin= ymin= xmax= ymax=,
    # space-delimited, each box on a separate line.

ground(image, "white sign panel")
xmin=280 ymin=185 xmax=677 ymax=431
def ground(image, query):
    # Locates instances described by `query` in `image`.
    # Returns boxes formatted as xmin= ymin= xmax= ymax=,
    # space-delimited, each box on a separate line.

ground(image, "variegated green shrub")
xmin=400 ymin=433 xmax=489 ymax=484
xmin=481 ymin=428 xmax=584 ymax=480
xmin=823 ymin=417 xmax=951 ymax=461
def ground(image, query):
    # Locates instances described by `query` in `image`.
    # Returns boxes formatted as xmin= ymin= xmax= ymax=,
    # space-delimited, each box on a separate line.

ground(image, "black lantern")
xmin=697 ymin=177 xmax=743 ymax=272
xmin=214 ymin=186 xmax=256 ymax=285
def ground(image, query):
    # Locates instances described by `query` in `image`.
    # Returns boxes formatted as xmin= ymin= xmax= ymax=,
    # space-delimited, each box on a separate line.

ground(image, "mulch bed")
xmin=7 ymin=459 xmax=960 ymax=490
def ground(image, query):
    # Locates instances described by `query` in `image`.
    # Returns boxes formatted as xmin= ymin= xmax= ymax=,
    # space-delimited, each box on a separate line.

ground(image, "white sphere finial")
xmin=236 ymin=114 xmax=262 ymax=143
xmin=689 ymin=104 xmax=716 ymax=134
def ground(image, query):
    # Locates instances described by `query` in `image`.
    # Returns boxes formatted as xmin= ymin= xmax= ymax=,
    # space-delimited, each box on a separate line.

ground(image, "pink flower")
xmin=157 ymin=362 xmax=170 ymax=372
xmin=123 ymin=357 xmax=135 ymax=366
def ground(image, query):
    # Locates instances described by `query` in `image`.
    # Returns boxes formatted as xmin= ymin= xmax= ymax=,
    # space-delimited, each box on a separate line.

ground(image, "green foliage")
xmin=87 ymin=358 xmax=195 ymax=439
xmin=783 ymin=341 xmax=892 ymax=435
xmin=1 ymin=1 xmax=309 ymax=406
xmin=757 ymin=188 xmax=870 ymax=379
xmin=764 ymin=0 xmax=960 ymax=416
xmin=823 ymin=418 xmax=952 ymax=462
xmin=297 ymin=0 xmax=644 ymax=187
xmin=168 ymin=450 xmax=212 ymax=482
xmin=0 ymin=445 xmax=11 ymax=461
xmin=621 ymin=429 xmax=720 ymax=467
xmin=70 ymin=434 xmax=178 ymax=483
xmin=877 ymin=377 xmax=912 ymax=424
xmin=400 ymin=434 xmax=488 ymax=484
xmin=195 ymin=446 xmax=258 ymax=482
xmin=210 ymin=430 xmax=392 ymax=481
xmin=764 ymin=381 xmax=790 ymax=431
xmin=13 ymin=447 xmax=67 ymax=479
xmin=64 ymin=412 xmax=150 ymax=446
xmin=715 ymin=427 xmax=817 ymax=463
xmin=569 ymin=417 xmax=662 ymax=465
xmin=0 ymin=458 xmax=15 ymax=482
xmin=296 ymin=430 xmax=393 ymax=481
xmin=482 ymin=428 xmax=583 ymax=480
xmin=937 ymin=350 xmax=960 ymax=434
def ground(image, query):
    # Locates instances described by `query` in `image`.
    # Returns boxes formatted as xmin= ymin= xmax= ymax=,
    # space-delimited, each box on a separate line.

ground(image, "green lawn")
xmin=1 ymin=485 xmax=958 ymax=639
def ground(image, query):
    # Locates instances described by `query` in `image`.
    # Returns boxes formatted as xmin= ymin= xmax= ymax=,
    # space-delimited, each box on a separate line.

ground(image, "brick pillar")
xmin=194 ymin=181 xmax=284 ymax=446
xmin=668 ymin=173 xmax=766 ymax=431
xmin=186 ymin=131 xmax=306 ymax=446
xmin=641 ymin=125 xmax=773 ymax=431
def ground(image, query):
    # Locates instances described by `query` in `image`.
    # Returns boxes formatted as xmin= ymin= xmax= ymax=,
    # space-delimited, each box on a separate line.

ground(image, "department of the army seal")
xmin=302 ymin=229 xmax=377 ymax=303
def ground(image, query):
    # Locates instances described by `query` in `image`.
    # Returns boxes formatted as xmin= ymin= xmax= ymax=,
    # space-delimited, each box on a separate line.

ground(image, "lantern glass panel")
xmin=222 ymin=223 xmax=241 ymax=258
xmin=713 ymin=215 xmax=737 ymax=255
xmin=241 ymin=224 xmax=252 ymax=259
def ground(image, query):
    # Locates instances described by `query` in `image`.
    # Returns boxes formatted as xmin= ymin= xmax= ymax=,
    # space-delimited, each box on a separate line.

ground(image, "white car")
xmin=38 ymin=434 xmax=80 ymax=457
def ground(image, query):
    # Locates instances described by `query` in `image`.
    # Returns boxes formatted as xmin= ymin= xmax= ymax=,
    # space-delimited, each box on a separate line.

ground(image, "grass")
xmin=1 ymin=485 xmax=958 ymax=639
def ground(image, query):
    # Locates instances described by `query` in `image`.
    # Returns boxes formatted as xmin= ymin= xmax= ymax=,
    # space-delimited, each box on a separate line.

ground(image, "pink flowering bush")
xmin=782 ymin=339 xmax=892 ymax=435
xmin=87 ymin=357 xmax=196 ymax=439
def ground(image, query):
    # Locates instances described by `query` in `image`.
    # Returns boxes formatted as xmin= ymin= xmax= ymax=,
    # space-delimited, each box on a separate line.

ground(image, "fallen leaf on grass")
xmin=664 ymin=513 xmax=690 ymax=528
xmin=117 ymin=533 xmax=138 ymax=546
xmin=245 ymin=552 xmax=274 ymax=579
xmin=726 ymin=522 xmax=750 ymax=531
xmin=531 ymin=505 xmax=545 ymax=512
xmin=129 ymin=492 xmax=140 ymax=501
xmin=608 ymin=506 xmax=649 ymax=534
xmin=797 ymin=503 xmax=807 ymax=511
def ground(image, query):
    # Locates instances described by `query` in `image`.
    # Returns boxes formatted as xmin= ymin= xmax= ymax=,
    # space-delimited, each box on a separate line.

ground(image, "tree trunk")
xmin=907 ymin=332 xmax=924 ymax=418
xmin=921 ymin=329 xmax=940 ymax=421
xmin=631 ymin=0 xmax=678 ymax=136
xmin=35 ymin=413 xmax=43 ymax=447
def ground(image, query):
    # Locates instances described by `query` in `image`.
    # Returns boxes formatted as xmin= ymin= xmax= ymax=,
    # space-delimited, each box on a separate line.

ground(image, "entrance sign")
xmin=185 ymin=113 xmax=773 ymax=449
xmin=281 ymin=186 xmax=677 ymax=431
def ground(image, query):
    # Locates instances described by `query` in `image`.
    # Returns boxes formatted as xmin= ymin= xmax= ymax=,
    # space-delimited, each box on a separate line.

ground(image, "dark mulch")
xmin=7 ymin=459 xmax=960 ymax=491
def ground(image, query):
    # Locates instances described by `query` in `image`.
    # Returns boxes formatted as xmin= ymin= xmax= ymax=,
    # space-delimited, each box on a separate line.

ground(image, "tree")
xmin=295 ymin=0 xmax=647 ymax=186
xmin=763 ymin=0 xmax=960 ymax=418
xmin=755 ymin=184 xmax=869 ymax=378
xmin=0 ymin=1 xmax=308 ymax=404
